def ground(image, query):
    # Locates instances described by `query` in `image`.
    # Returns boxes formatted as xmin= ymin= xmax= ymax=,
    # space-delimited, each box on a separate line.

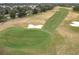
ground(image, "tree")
xmin=4 ymin=7 xmax=11 ymax=14
xmin=37 ymin=4 xmax=54 ymax=12
xmin=32 ymin=8 xmax=38 ymax=14
xmin=0 ymin=15 xmax=4 ymax=22
xmin=16 ymin=6 xmax=27 ymax=17
xmin=10 ymin=9 xmax=16 ymax=19
xmin=73 ymin=6 xmax=79 ymax=12
xmin=9 ymin=8 xmax=17 ymax=19
xmin=0 ymin=7 xmax=6 ymax=22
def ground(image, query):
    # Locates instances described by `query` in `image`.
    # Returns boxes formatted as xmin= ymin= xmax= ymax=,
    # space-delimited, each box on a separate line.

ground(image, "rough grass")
xmin=69 ymin=26 xmax=79 ymax=32
xmin=56 ymin=10 xmax=79 ymax=54
xmin=64 ymin=19 xmax=79 ymax=32
xmin=69 ymin=20 xmax=79 ymax=32
xmin=47 ymin=32 xmax=65 ymax=55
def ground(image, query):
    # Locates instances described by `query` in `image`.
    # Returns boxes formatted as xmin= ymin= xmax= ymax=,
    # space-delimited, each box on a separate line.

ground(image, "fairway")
xmin=43 ymin=8 xmax=68 ymax=32
xmin=0 ymin=27 xmax=50 ymax=48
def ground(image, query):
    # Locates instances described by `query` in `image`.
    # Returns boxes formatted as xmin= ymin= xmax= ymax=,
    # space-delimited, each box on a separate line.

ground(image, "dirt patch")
xmin=65 ymin=11 xmax=79 ymax=21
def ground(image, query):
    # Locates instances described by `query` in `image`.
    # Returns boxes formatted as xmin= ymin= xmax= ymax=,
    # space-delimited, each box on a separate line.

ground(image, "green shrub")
xmin=0 ymin=15 xmax=7 ymax=22
xmin=10 ymin=10 xmax=16 ymax=19
xmin=32 ymin=8 xmax=38 ymax=14
xmin=17 ymin=6 xmax=27 ymax=17
xmin=37 ymin=4 xmax=54 ymax=12
xmin=0 ymin=8 xmax=6 ymax=22
xmin=73 ymin=6 xmax=79 ymax=12
xmin=4 ymin=7 xmax=11 ymax=14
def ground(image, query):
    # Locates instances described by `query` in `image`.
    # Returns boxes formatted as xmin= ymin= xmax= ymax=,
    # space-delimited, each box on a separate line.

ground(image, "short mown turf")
xmin=43 ymin=8 xmax=68 ymax=32
xmin=0 ymin=27 xmax=50 ymax=48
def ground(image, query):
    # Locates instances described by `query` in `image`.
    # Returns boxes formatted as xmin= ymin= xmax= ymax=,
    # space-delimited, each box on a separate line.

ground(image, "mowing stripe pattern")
xmin=42 ymin=8 xmax=68 ymax=33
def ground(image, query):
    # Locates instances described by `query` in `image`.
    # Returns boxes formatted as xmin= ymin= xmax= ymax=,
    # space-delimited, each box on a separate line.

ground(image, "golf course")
xmin=0 ymin=8 xmax=69 ymax=54
xmin=0 ymin=4 xmax=79 ymax=55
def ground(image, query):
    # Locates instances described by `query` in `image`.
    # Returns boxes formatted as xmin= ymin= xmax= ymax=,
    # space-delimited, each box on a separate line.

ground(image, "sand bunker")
xmin=27 ymin=24 xmax=43 ymax=29
xmin=70 ymin=21 xmax=79 ymax=27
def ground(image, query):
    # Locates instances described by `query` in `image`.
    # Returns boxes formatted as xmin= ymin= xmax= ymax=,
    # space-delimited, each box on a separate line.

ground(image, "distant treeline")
xmin=0 ymin=3 xmax=54 ymax=22
xmin=0 ymin=3 xmax=79 ymax=23
xmin=0 ymin=3 xmax=79 ymax=6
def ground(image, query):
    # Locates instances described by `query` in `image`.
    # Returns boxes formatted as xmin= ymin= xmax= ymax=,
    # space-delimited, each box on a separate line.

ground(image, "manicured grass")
xmin=43 ymin=8 xmax=68 ymax=32
xmin=0 ymin=27 xmax=50 ymax=48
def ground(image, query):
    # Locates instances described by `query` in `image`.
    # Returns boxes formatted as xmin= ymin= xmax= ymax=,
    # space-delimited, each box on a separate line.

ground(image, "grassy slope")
xmin=43 ymin=8 xmax=68 ymax=33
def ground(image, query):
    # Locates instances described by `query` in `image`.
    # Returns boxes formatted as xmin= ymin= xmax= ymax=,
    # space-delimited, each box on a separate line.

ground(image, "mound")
xmin=0 ymin=27 xmax=50 ymax=48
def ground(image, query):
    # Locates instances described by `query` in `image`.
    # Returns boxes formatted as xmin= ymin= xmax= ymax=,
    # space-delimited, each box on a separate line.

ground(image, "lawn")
xmin=43 ymin=8 xmax=68 ymax=33
xmin=0 ymin=8 xmax=68 ymax=54
xmin=0 ymin=27 xmax=50 ymax=48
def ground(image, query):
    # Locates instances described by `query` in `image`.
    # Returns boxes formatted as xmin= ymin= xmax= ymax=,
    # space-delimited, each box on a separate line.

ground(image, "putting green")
xmin=0 ymin=27 xmax=50 ymax=48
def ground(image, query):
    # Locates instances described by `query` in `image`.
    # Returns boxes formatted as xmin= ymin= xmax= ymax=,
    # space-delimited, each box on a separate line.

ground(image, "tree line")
xmin=0 ymin=4 xmax=54 ymax=22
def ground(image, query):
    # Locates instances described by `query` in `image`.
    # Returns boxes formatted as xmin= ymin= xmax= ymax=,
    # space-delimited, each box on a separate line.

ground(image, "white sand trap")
xmin=27 ymin=24 xmax=43 ymax=29
xmin=70 ymin=21 xmax=79 ymax=27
